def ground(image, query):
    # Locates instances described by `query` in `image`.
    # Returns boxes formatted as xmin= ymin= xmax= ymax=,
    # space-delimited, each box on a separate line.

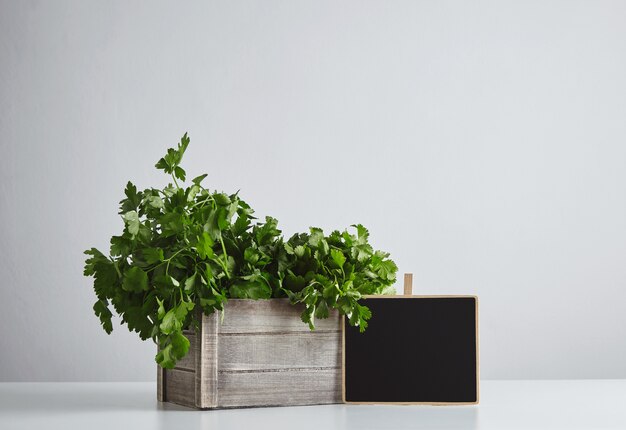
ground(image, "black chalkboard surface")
xmin=343 ymin=296 xmax=478 ymax=404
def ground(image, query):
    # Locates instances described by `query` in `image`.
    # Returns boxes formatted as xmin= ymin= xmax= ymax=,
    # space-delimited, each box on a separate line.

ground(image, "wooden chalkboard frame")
xmin=341 ymin=295 xmax=479 ymax=405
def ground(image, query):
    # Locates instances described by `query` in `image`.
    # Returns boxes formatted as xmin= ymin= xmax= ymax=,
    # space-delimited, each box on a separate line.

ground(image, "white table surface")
xmin=0 ymin=380 xmax=624 ymax=430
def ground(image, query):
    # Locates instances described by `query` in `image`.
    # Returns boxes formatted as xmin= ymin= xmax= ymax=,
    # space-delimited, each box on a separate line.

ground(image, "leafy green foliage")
xmin=279 ymin=225 xmax=398 ymax=332
xmin=84 ymin=134 xmax=398 ymax=368
xmin=122 ymin=266 xmax=148 ymax=293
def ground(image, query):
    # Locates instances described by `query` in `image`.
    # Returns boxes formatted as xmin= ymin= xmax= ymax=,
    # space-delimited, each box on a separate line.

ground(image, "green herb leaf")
xmin=330 ymin=249 xmax=346 ymax=268
xmin=122 ymin=266 xmax=148 ymax=293
xmin=229 ymin=281 xmax=272 ymax=299
xmin=147 ymin=195 xmax=164 ymax=209
xmin=160 ymin=301 xmax=194 ymax=335
xmin=123 ymin=211 xmax=140 ymax=237
xmin=184 ymin=272 xmax=197 ymax=293
xmin=93 ymin=300 xmax=113 ymax=334
xmin=119 ymin=181 xmax=142 ymax=213
xmin=169 ymin=332 xmax=190 ymax=360
xmin=213 ymin=193 xmax=231 ymax=206
xmin=196 ymin=231 xmax=214 ymax=260
xmin=174 ymin=166 xmax=186 ymax=181
xmin=143 ymin=247 xmax=164 ymax=264
xmin=192 ymin=174 xmax=208 ymax=185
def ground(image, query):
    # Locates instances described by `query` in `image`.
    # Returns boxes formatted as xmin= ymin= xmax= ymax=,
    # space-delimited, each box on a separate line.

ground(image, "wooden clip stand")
xmin=403 ymin=273 xmax=413 ymax=295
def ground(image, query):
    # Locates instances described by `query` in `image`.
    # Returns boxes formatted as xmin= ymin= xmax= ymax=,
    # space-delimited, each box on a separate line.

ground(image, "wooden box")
xmin=157 ymin=298 xmax=342 ymax=409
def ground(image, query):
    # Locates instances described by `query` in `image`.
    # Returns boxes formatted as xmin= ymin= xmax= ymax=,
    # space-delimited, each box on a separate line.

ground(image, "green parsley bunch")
xmin=84 ymin=134 xmax=397 ymax=368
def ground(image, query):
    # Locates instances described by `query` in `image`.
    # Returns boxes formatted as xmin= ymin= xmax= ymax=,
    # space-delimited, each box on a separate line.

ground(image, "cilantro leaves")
xmin=84 ymin=134 xmax=398 ymax=368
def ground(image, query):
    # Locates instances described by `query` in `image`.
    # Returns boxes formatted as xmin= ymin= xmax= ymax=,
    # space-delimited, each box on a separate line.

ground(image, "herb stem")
xmin=111 ymin=259 xmax=122 ymax=278
xmin=190 ymin=196 xmax=213 ymax=208
xmin=165 ymin=248 xmax=186 ymax=275
xmin=219 ymin=236 xmax=231 ymax=279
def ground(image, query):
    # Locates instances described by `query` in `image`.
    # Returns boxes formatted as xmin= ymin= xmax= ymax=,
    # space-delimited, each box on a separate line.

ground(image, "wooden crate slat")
xmin=156 ymin=363 xmax=165 ymax=402
xmin=218 ymin=299 xmax=341 ymax=333
xmin=217 ymin=368 xmax=342 ymax=408
xmin=163 ymin=368 xmax=196 ymax=408
xmin=196 ymin=311 xmax=218 ymax=408
xmin=218 ymin=331 xmax=341 ymax=371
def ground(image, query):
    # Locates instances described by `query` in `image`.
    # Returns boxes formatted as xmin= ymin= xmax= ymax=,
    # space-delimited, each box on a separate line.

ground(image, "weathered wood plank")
xmin=217 ymin=368 xmax=342 ymax=408
xmin=163 ymin=368 xmax=196 ymax=408
xmin=218 ymin=299 xmax=340 ymax=333
xmin=196 ymin=311 xmax=218 ymax=408
xmin=156 ymin=357 xmax=165 ymax=402
xmin=218 ymin=331 xmax=341 ymax=371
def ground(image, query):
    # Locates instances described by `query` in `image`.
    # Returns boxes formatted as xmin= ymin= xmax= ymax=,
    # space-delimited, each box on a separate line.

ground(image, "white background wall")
xmin=1 ymin=0 xmax=625 ymax=382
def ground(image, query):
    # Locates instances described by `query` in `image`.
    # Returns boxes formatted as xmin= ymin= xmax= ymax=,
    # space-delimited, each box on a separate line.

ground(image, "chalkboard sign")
xmin=343 ymin=296 xmax=478 ymax=404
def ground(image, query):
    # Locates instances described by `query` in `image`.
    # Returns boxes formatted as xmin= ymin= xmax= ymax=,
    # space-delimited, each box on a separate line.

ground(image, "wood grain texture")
xmin=196 ymin=311 xmax=219 ymax=408
xmin=218 ymin=331 xmax=341 ymax=371
xmin=156 ymin=358 xmax=165 ymax=402
xmin=218 ymin=299 xmax=340 ymax=333
xmin=159 ymin=299 xmax=342 ymax=409
xmin=403 ymin=273 xmax=413 ymax=295
xmin=163 ymin=368 xmax=196 ymax=408
xmin=217 ymin=368 xmax=341 ymax=408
